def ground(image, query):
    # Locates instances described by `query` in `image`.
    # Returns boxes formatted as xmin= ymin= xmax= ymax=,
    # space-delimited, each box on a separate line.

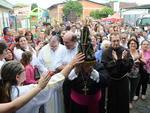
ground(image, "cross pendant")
xmin=82 ymin=84 xmax=89 ymax=95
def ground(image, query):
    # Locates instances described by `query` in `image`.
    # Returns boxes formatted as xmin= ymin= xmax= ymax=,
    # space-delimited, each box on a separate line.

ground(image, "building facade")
xmin=0 ymin=0 xmax=13 ymax=35
xmin=48 ymin=0 xmax=106 ymax=23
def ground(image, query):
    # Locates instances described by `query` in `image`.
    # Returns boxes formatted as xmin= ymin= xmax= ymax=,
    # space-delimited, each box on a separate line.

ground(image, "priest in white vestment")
xmin=38 ymin=35 xmax=66 ymax=113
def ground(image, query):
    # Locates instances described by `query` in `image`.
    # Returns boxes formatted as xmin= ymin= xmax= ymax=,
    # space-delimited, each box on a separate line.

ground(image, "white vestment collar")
xmin=68 ymin=69 xmax=100 ymax=83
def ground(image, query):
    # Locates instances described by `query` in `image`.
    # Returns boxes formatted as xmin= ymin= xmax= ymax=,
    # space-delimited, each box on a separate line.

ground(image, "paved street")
xmin=131 ymin=84 xmax=150 ymax=113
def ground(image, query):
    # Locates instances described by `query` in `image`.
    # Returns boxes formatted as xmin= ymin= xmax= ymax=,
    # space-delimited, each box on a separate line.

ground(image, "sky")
xmin=7 ymin=0 xmax=150 ymax=9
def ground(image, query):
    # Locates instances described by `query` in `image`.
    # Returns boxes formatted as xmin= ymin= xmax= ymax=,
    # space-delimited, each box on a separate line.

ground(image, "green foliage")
xmin=90 ymin=10 xmax=101 ymax=19
xmin=90 ymin=7 xmax=114 ymax=19
xmin=63 ymin=0 xmax=83 ymax=17
xmin=31 ymin=3 xmax=38 ymax=12
xmin=101 ymin=7 xmax=114 ymax=16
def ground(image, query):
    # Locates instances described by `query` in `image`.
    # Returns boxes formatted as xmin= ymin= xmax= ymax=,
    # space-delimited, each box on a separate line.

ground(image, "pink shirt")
xmin=144 ymin=50 xmax=150 ymax=60
xmin=143 ymin=50 xmax=150 ymax=73
xmin=24 ymin=64 xmax=37 ymax=84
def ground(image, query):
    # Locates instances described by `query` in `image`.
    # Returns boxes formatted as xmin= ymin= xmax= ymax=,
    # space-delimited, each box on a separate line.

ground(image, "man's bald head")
xmin=63 ymin=31 xmax=76 ymax=41
xmin=63 ymin=31 xmax=77 ymax=49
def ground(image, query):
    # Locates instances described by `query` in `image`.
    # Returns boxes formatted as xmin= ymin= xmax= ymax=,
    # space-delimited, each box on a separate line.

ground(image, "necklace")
xmin=81 ymin=73 xmax=89 ymax=95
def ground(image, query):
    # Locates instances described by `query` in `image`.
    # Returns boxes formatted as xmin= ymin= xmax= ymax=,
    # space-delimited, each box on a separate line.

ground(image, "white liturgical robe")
xmin=38 ymin=43 xmax=66 ymax=72
xmin=11 ymin=73 xmax=65 ymax=113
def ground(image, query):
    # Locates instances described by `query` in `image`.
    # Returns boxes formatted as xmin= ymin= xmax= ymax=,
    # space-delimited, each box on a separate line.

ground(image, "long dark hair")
xmin=0 ymin=61 xmax=24 ymax=103
xmin=15 ymin=36 xmax=35 ymax=52
xmin=5 ymin=48 xmax=14 ymax=61
xmin=0 ymin=41 xmax=7 ymax=55
xmin=15 ymin=36 xmax=26 ymax=51
xmin=25 ymin=31 xmax=34 ymax=41
xmin=127 ymin=39 xmax=139 ymax=49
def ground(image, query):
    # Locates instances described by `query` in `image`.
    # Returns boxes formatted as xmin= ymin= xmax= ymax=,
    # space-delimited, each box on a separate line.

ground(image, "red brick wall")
xmin=49 ymin=0 xmax=106 ymax=22
xmin=80 ymin=1 xmax=105 ymax=18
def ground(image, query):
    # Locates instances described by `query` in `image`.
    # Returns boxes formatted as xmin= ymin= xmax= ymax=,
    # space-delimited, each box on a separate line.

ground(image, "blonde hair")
xmin=101 ymin=40 xmax=111 ymax=50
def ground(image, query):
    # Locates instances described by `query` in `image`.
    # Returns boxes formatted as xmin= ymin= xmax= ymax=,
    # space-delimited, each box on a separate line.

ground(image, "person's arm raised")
xmin=0 ymin=74 xmax=51 ymax=113
xmin=60 ymin=53 xmax=85 ymax=77
xmin=46 ymin=53 xmax=85 ymax=88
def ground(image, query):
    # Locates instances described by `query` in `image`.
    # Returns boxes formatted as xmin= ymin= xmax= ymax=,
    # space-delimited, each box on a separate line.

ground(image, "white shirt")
xmin=13 ymin=47 xmax=23 ymax=61
xmin=11 ymin=73 xmax=65 ymax=113
xmin=120 ymin=42 xmax=128 ymax=48
xmin=0 ymin=59 xmax=5 ymax=69
xmin=68 ymin=69 xmax=100 ymax=83
xmin=0 ymin=59 xmax=5 ymax=78
xmin=138 ymin=36 xmax=145 ymax=45
xmin=38 ymin=43 xmax=66 ymax=72
xmin=62 ymin=44 xmax=78 ymax=65
xmin=13 ymin=46 xmax=38 ymax=66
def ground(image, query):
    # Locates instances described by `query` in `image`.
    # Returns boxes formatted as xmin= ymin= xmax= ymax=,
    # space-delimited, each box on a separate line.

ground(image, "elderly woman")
xmin=127 ymin=39 xmax=141 ymax=109
xmin=134 ymin=40 xmax=150 ymax=100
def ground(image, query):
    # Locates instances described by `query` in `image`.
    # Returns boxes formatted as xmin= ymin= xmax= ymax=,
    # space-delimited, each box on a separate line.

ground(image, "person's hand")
xmin=37 ymin=71 xmax=52 ymax=90
xmin=112 ymin=50 xmax=118 ymax=60
xmin=122 ymin=50 xmax=128 ymax=59
xmin=134 ymin=55 xmax=141 ymax=63
xmin=69 ymin=53 xmax=85 ymax=67
xmin=135 ymin=58 xmax=140 ymax=63
xmin=35 ymin=42 xmax=43 ymax=51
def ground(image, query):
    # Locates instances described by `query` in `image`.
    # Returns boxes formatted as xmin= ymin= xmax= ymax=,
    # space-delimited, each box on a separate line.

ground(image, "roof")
xmin=107 ymin=2 xmax=137 ymax=9
xmin=120 ymin=2 xmax=137 ymax=9
xmin=48 ymin=0 xmax=106 ymax=10
xmin=80 ymin=0 xmax=106 ymax=6
xmin=126 ymin=4 xmax=150 ymax=9
xmin=0 ymin=0 xmax=13 ymax=9
xmin=48 ymin=2 xmax=64 ymax=10
xmin=13 ymin=3 xmax=29 ymax=8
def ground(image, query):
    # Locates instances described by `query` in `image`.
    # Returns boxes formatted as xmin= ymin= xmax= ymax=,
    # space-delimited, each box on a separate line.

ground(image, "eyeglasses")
xmin=130 ymin=43 xmax=136 ymax=45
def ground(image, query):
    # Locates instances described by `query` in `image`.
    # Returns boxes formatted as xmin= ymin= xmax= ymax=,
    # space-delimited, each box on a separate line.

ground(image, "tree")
xmin=90 ymin=7 xmax=114 ymax=19
xmin=31 ymin=3 xmax=38 ymax=12
xmin=90 ymin=10 xmax=101 ymax=19
xmin=63 ymin=0 xmax=83 ymax=21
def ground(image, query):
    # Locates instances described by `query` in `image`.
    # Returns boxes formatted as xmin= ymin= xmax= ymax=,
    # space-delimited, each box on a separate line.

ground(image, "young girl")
xmin=20 ymin=51 xmax=37 ymax=84
xmin=0 ymin=53 xmax=84 ymax=113
xmin=0 ymin=73 xmax=51 ymax=113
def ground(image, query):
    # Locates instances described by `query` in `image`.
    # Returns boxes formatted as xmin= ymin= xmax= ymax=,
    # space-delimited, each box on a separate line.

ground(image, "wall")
xmin=81 ymin=0 xmax=105 ymax=18
xmin=0 ymin=7 xmax=10 ymax=36
xmin=49 ymin=1 xmax=106 ymax=23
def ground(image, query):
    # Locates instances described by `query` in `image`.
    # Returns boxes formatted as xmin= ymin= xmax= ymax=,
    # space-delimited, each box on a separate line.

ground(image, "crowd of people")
xmin=0 ymin=19 xmax=150 ymax=113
